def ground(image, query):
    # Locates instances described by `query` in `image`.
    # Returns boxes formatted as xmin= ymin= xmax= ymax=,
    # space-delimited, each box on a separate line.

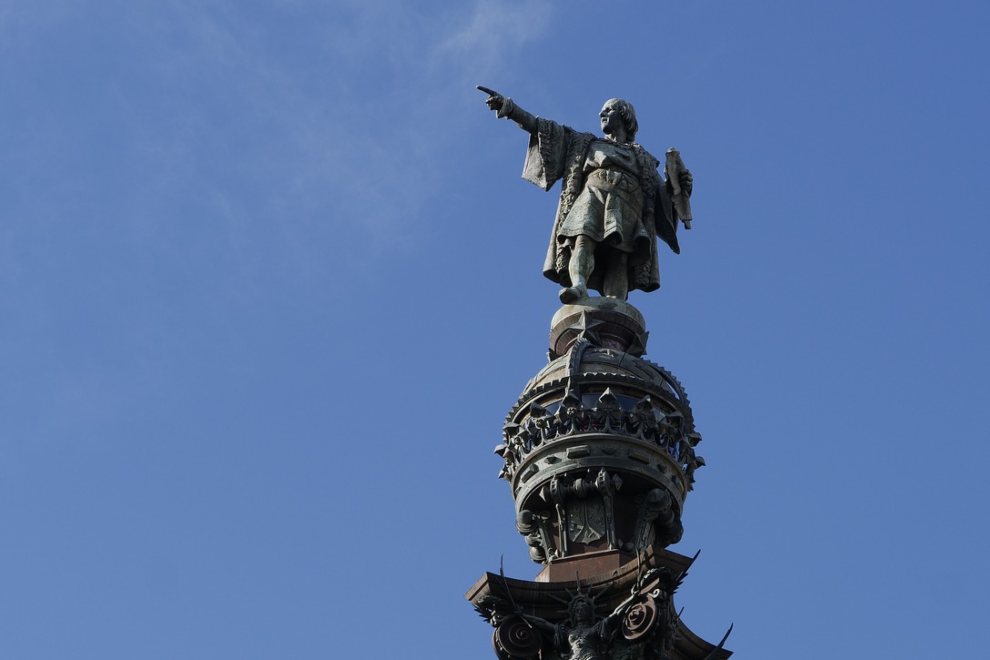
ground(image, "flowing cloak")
xmin=521 ymin=117 xmax=683 ymax=293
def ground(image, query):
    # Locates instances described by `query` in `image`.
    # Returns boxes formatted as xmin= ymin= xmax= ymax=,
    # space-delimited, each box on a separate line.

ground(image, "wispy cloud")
xmin=0 ymin=1 xmax=553 ymax=288
xmin=436 ymin=0 xmax=552 ymax=78
xmin=255 ymin=0 xmax=555 ymax=261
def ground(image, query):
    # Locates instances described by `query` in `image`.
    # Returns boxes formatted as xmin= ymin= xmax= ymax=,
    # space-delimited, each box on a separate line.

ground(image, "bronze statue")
xmin=479 ymin=86 xmax=694 ymax=303
xmin=517 ymin=591 xmax=640 ymax=660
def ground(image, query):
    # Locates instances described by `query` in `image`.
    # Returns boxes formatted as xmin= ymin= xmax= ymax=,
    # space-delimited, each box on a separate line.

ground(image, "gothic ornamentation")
xmin=496 ymin=389 xmax=704 ymax=486
xmin=472 ymin=565 xmax=694 ymax=660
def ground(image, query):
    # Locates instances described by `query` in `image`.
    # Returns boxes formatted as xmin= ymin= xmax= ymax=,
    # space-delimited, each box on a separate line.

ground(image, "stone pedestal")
xmin=550 ymin=297 xmax=648 ymax=358
xmin=535 ymin=549 xmax=630 ymax=583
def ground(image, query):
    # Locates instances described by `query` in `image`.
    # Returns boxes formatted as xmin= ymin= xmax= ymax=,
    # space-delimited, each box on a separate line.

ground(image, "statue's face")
xmin=599 ymin=101 xmax=623 ymax=135
xmin=574 ymin=600 xmax=592 ymax=623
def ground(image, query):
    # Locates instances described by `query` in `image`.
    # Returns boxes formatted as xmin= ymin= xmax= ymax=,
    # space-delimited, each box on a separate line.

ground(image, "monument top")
xmin=478 ymin=85 xmax=694 ymax=304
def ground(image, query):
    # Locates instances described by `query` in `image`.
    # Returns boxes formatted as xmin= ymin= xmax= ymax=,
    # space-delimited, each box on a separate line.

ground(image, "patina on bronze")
xmin=468 ymin=87 xmax=731 ymax=659
xmin=478 ymin=86 xmax=693 ymax=303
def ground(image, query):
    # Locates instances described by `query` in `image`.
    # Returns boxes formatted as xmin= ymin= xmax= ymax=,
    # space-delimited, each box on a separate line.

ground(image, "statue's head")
xmin=562 ymin=392 xmax=581 ymax=417
xmin=568 ymin=595 xmax=596 ymax=625
xmin=600 ymin=98 xmax=638 ymax=142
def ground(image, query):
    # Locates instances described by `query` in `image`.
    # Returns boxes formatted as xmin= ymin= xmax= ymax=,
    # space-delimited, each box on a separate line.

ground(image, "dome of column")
xmin=495 ymin=301 xmax=705 ymax=564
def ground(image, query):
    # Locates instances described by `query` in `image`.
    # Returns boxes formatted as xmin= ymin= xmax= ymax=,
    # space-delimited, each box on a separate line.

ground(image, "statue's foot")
xmin=559 ymin=285 xmax=588 ymax=304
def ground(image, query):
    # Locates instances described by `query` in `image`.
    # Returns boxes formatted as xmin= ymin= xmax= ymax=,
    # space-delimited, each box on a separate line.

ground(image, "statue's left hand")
xmin=679 ymin=170 xmax=693 ymax=197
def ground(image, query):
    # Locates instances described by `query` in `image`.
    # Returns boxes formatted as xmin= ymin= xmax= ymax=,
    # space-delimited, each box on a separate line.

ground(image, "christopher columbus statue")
xmin=479 ymin=86 xmax=694 ymax=303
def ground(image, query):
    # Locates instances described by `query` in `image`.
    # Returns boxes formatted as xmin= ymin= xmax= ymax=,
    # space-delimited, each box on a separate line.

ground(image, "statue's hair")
xmin=567 ymin=594 xmax=597 ymax=624
xmin=603 ymin=98 xmax=639 ymax=142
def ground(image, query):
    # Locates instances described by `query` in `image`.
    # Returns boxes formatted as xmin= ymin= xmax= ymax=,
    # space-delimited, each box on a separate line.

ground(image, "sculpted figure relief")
xmin=518 ymin=592 xmax=639 ymax=660
xmin=479 ymin=86 xmax=694 ymax=303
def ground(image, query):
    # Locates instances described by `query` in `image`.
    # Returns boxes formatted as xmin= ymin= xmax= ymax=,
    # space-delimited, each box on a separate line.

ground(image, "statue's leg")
xmin=602 ymin=252 xmax=628 ymax=300
xmin=560 ymin=235 xmax=594 ymax=303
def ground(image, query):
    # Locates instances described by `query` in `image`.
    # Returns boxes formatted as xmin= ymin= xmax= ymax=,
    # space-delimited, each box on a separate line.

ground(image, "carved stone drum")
xmin=495 ymin=299 xmax=705 ymax=565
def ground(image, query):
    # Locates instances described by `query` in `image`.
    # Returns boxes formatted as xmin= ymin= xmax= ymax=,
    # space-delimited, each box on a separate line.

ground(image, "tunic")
xmin=559 ymin=140 xmax=648 ymax=254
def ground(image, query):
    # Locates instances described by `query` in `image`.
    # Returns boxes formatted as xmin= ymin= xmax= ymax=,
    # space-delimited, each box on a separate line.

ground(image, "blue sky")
xmin=1 ymin=1 xmax=988 ymax=658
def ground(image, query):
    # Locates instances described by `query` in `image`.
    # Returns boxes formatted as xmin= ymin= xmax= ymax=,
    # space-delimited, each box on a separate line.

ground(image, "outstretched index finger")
xmin=476 ymin=85 xmax=499 ymax=96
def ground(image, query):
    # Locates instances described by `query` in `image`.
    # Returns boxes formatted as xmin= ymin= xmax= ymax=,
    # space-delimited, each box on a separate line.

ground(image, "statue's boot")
xmin=562 ymin=242 xmax=592 ymax=303
xmin=559 ymin=283 xmax=588 ymax=304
